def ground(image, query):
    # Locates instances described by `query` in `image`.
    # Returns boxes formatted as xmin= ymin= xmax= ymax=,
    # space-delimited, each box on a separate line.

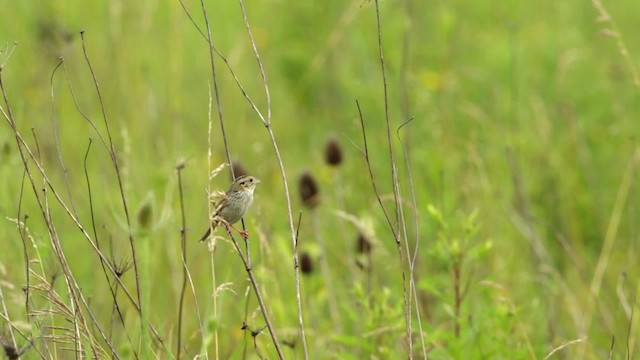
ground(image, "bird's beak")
xmin=254 ymin=178 xmax=262 ymax=183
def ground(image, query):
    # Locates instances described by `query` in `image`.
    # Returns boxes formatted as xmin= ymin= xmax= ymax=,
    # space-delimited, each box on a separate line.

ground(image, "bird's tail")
xmin=199 ymin=224 xmax=216 ymax=242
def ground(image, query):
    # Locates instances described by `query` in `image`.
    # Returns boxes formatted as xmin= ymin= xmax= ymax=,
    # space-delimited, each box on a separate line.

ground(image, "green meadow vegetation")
xmin=1 ymin=0 xmax=639 ymax=358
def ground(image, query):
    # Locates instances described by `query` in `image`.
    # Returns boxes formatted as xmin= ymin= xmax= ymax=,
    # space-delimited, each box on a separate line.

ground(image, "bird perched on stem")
xmin=200 ymin=175 xmax=261 ymax=242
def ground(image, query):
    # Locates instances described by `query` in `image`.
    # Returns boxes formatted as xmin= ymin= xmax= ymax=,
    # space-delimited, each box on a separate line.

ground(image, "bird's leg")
xmin=232 ymin=224 xmax=249 ymax=240
xmin=222 ymin=222 xmax=234 ymax=237
xmin=222 ymin=221 xmax=249 ymax=240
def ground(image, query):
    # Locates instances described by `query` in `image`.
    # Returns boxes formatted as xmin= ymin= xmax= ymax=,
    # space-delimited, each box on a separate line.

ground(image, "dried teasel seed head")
xmin=299 ymin=171 xmax=320 ymax=209
xmin=1 ymin=335 xmax=20 ymax=360
xmin=1 ymin=142 xmax=10 ymax=158
xmin=356 ymin=232 xmax=372 ymax=254
xmin=231 ymin=160 xmax=248 ymax=179
xmin=137 ymin=203 xmax=152 ymax=230
xmin=324 ymin=137 xmax=343 ymax=166
xmin=300 ymin=252 xmax=315 ymax=274
xmin=136 ymin=194 xmax=154 ymax=231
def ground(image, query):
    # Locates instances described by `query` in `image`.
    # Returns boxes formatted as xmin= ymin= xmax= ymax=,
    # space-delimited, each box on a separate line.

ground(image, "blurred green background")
xmin=1 ymin=0 xmax=639 ymax=358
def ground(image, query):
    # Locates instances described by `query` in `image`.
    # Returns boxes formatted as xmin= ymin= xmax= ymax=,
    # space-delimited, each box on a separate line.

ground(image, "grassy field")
xmin=1 ymin=0 xmax=639 ymax=358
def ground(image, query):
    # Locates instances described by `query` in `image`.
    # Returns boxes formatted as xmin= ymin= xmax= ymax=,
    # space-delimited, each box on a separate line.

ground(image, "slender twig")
xmin=197 ymin=0 xmax=236 ymax=353
xmin=242 ymin=3 xmax=308 ymax=354
xmin=228 ymin=233 xmax=285 ymax=359
xmin=204 ymin=80 xmax=218 ymax=360
xmin=177 ymin=0 xmax=207 ymax=40
xmin=590 ymin=0 xmax=640 ymax=92
xmin=61 ymin=60 xmax=110 ymax=152
xmin=626 ymin=293 xmax=635 ymax=360
xmin=1 ymin=68 xmax=163 ymax=347
xmin=398 ymin=0 xmax=413 ymax=120
xmin=181 ymin=0 xmax=305 ymax=356
xmin=0 ymin=312 xmax=47 ymax=359
xmin=356 ymin=100 xmax=411 ymax=355
xmin=238 ymin=0 xmax=271 ymax=123
xmin=355 ymin=101 xmax=397 ymax=239
xmin=0 ymin=284 xmax=18 ymax=356
xmin=608 ymin=336 xmax=615 ymax=360
xmin=242 ymin=288 xmax=251 ymax=360
xmin=84 ymin=139 xmax=137 ymax=359
xmin=17 ymin=169 xmax=31 ymax=321
xmin=397 ymin=118 xmax=427 ymax=358
xmin=373 ymin=0 xmax=401 ymax=237
xmin=79 ymin=31 xmax=143 ymax=316
xmin=41 ymin=177 xmax=105 ymax=359
xmin=198 ymin=0 xmax=233 ymax=172
xmin=542 ymin=337 xmax=587 ymax=360
xmin=176 ymin=161 xmax=188 ymax=359
xmin=49 ymin=58 xmax=78 ymax=217
xmin=179 ymin=1 xmax=265 ymax=125
xmin=372 ymin=0 xmax=412 ymax=354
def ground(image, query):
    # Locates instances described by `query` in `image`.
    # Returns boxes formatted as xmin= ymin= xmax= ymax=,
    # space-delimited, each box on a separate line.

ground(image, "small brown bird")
xmin=199 ymin=175 xmax=261 ymax=242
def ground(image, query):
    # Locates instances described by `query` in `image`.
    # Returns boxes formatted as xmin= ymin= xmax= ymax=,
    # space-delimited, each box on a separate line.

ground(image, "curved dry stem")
xmin=356 ymin=100 xmax=411 ymax=356
xmin=0 ymin=89 xmax=163 ymax=345
xmin=372 ymin=0 xmax=412 ymax=354
xmin=397 ymin=118 xmax=427 ymax=358
xmin=228 ymin=232 xmax=286 ymax=359
xmin=79 ymin=31 xmax=143 ymax=319
xmin=176 ymin=163 xmax=188 ymax=359
xmin=49 ymin=59 xmax=78 ymax=217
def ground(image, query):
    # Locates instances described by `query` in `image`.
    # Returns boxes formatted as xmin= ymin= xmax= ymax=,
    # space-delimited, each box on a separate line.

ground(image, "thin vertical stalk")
xmin=372 ymin=0 xmax=412 ymax=355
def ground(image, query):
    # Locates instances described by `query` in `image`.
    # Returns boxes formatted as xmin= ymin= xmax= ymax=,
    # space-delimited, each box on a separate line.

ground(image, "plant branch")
xmin=79 ymin=30 xmax=143 ymax=319
xmin=228 ymin=233 xmax=285 ymax=359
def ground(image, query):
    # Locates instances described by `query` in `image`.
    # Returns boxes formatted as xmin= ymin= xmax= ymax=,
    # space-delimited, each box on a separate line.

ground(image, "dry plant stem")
xmin=238 ymin=0 xmax=309 ymax=356
xmin=228 ymin=234 xmax=285 ymax=359
xmin=198 ymin=0 xmax=236 ymax=351
xmin=176 ymin=163 xmax=188 ymax=360
xmin=84 ymin=139 xmax=136 ymax=359
xmin=42 ymin=187 xmax=107 ymax=359
xmin=1 ymin=71 xmax=164 ymax=347
xmin=0 ymin=313 xmax=48 ymax=359
xmin=174 ymin=163 xmax=207 ymax=359
xmin=372 ymin=0 xmax=401 ymax=242
xmin=198 ymin=0 xmax=233 ymax=173
xmin=16 ymin=199 xmax=55 ymax=357
xmin=398 ymin=0 xmax=412 ymax=120
xmin=79 ymin=31 xmax=143 ymax=315
xmin=590 ymin=0 xmax=640 ymax=91
xmin=49 ymin=59 xmax=78 ymax=217
xmin=453 ymin=258 xmax=462 ymax=338
xmin=372 ymin=0 xmax=412 ymax=353
xmin=242 ymin=290 xmax=251 ymax=360
xmin=625 ymin=294 xmax=634 ymax=359
xmin=79 ymin=35 xmax=165 ymax=349
xmin=61 ymin=60 xmax=110 ymax=152
xmin=205 ymin=84 xmax=219 ymax=360
xmin=0 ymin=285 xmax=18 ymax=354
xmin=182 ymin=1 xmax=306 ymax=356
xmin=398 ymin=120 xmax=428 ymax=358
xmin=238 ymin=0 xmax=271 ymax=121
xmin=542 ymin=337 xmax=587 ymax=360
xmin=355 ymin=101 xmax=411 ymax=355
xmin=17 ymin=170 xmax=31 ymax=320
xmin=266 ymin=129 xmax=308 ymax=359
xmin=2 ymin=69 xmax=106 ymax=358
